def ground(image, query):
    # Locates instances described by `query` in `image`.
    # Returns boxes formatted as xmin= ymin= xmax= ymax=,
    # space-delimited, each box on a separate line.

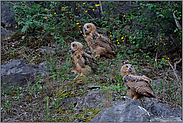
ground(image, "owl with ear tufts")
xmin=120 ymin=64 xmax=156 ymax=100
xmin=69 ymin=41 xmax=97 ymax=77
xmin=83 ymin=23 xmax=116 ymax=58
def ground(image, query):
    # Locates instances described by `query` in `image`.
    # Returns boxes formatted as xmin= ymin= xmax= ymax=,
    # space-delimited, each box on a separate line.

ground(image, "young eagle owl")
xmin=83 ymin=23 xmax=116 ymax=58
xmin=69 ymin=41 xmax=97 ymax=76
xmin=120 ymin=64 xmax=156 ymax=100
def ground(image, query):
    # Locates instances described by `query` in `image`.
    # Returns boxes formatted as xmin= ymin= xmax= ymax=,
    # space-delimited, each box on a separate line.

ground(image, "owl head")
xmin=70 ymin=42 xmax=83 ymax=52
xmin=83 ymin=23 xmax=97 ymax=35
xmin=120 ymin=64 xmax=136 ymax=77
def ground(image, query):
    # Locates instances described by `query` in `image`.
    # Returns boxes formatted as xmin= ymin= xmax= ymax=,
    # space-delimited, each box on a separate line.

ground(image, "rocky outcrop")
xmin=1 ymin=59 xmax=47 ymax=91
xmin=90 ymin=97 xmax=182 ymax=122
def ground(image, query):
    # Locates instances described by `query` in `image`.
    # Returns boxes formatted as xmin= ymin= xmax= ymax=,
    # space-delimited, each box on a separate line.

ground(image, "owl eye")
xmin=126 ymin=66 xmax=128 ymax=69
xmin=73 ymin=44 xmax=76 ymax=48
xmin=87 ymin=26 xmax=90 ymax=29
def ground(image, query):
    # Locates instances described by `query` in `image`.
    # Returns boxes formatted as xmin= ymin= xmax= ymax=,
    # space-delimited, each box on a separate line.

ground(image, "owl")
xmin=120 ymin=64 xmax=156 ymax=100
xmin=69 ymin=41 xmax=97 ymax=76
xmin=83 ymin=23 xmax=116 ymax=58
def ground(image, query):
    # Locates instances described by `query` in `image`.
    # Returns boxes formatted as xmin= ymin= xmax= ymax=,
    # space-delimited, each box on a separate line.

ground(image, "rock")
xmin=75 ymin=90 xmax=114 ymax=110
xmin=90 ymin=97 xmax=182 ymax=122
xmin=91 ymin=99 xmax=151 ymax=122
xmin=1 ymin=59 xmax=47 ymax=91
xmin=39 ymin=46 xmax=56 ymax=54
xmin=1 ymin=1 xmax=17 ymax=30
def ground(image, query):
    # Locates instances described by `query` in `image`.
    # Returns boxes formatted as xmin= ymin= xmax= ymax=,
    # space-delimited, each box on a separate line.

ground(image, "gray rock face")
xmin=90 ymin=97 xmax=182 ymax=122
xmin=1 ymin=59 xmax=47 ymax=91
xmin=91 ymin=99 xmax=151 ymax=122
xmin=1 ymin=1 xmax=17 ymax=30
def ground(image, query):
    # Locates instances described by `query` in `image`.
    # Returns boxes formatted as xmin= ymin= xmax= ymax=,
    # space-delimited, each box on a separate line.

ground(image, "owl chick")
xmin=69 ymin=41 xmax=97 ymax=77
xmin=120 ymin=64 xmax=156 ymax=100
xmin=83 ymin=23 xmax=116 ymax=58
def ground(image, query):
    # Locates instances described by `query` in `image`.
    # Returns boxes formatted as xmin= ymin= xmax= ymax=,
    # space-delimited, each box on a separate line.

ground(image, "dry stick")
xmin=173 ymin=12 xmax=181 ymax=30
xmin=155 ymin=52 xmax=158 ymax=70
xmin=99 ymin=1 xmax=103 ymax=15
xmin=167 ymin=59 xmax=182 ymax=82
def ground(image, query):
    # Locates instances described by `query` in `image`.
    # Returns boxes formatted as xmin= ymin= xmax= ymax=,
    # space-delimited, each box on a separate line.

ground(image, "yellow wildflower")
xmin=22 ymin=3 xmax=25 ymax=5
xmin=66 ymin=6 xmax=68 ymax=8
xmin=95 ymin=4 xmax=100 ymax=7
xmin=170 ymin=78 xmax=172 ymax=80
xmin=92 ymin=9 xmax=95 ymax=11
xmin=110 ymin=35 xmax=112 ymax=37
xmin=123 ymin=40 xmax=124 ymax=42
xmin=168 ymin=58 xmax=169 ymax=60
xmin=85 ymin=10 xmax=88 ymax=13
xmin=155 ymin=43 xmax=157 ymax=45
xmin=54 ymin=12 xmax=56 ymax=14
xmin=85 ymin=35 xmax=87 ymax=37
xmin=117 ymin=40 xmax=118 ymax=41
xmin=15 ymin=25 xmax=17 ymax=28
xmin=160 ymin=38 xmax=162 ymax=41
xmin=121 ymin=36 xmax=124 ymax=39
xmin=165 ymin=60 xmax=167 ymax=62
xmin=50 ymin=14 xmax=52 ymax=16
xmin=110 ymin=32 xmax=112 ymax=34
xmin=83 ymin=3 xmax=86 ymax=5
xmin=117 ymin=42 xmax=120 ymax=44
xmin=76 ymin=8 xmax=77 ymax=9
xmin=97 ymin=37 xmax=99 ymax=38
xmin=78 ymin=25 xmax=81 ymax=27
xmin=70 ymin=17 xmax=72 ymax=18
xmin=162 ymin=58 xmax=164 ymax=61
xmin=76 ymin=23 xmax=79 ymax=25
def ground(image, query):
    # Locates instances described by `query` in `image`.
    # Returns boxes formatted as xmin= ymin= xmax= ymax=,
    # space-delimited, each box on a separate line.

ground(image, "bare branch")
xmin=168 ymin=59 xmax=181 ymax=82
xmin=173 ymin=12 xmax=182 ymax=30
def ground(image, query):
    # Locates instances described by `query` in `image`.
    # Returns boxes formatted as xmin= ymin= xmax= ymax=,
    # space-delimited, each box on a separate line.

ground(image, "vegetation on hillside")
xmin=1 ymin=1 xmax=182 ymax=122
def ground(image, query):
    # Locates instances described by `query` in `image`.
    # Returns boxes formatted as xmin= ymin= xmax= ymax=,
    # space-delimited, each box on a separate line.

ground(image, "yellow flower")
xmin=70 ymin=17 xmax=72 ymax=18
xmin=92 ymin=9 xmax=95 ymax=11
xmin=160 ymin=38 xmax=162 ymax=41
xmin=83 ymin=3 xmax=85 ymax=5
xmin=110 ymin=35 xmax=112 ymax=37
xmin=165 ymin=60 xmax=167 ymax=62
xmin=66 ymin=6 xmax=68 ymax=8
xmin=123 ymin=40 xmax=124 ymax=42
xmin=22 ymin=3 xmax=25 ymax=5
xmin=76 ymin=8 xmax=77 ymax=9
xmin=155 ymin=43 xmax=157 ymax=45
xmin=54 ymin=12 xmax=56 ymax=14
xmin=76 ymin=23 xmax=79 ymax=25
xmin=110 ymin=32 xmax=112 ymax=34
xmin=97 ymin=37 xmax=99 ymax=38
xmin=50 ymin=14 xmax=52 ymax=16
xmin=85 ymin=35 xmax=87 ymax=37
xmin=153 ymin=19 xmax=155 ymax=21
xmin=116 ymin=40 xmax=118 ymax=41
xmin=15 ymin=25 xmax=17 ymax=28
xmin=168 ymin=58 xmax=169 ymax=60
xmin=98 ymin=4 xmax=100 ymax=6
xmin=162 ymin=58 xmax=164 ymax=61
xmin=170 ymin=78 xmax=172 ymax=80
xmin=78 ymin=4 xmax=80 ymax=7
xmin=121 ymin=36 xmax=124 ymax=39
xmin=78 ymin=25 xmax=81 ymax=27
xmin=117 ymin=42 xmax=120 ymax=44
xmin=85 ymin=10 xmax=88 ymax=13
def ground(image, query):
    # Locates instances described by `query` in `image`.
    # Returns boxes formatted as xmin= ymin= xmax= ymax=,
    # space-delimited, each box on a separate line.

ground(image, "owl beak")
xmin=68 ymin=47 xmax=72 ymax=53
xmin=129 ymin=67 xmax=132 ymax=72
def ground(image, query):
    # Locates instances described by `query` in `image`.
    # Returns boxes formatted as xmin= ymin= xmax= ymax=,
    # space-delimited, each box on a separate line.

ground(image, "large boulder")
xmin=1 ymin=59 xmax=47 ymax=91
xmin=90 ymin=99 xmax=151 ymax=122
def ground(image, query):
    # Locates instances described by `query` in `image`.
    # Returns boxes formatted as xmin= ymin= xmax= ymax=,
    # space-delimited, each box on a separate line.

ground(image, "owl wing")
xmin=123 ymin=73 xmax=155 ymax=97
xmin=78 ymin=58 xmax=85 ymax=68
xmin=82 ymin=52 xmax=97 ymax=71
xmin=92 ymin=33 xmax=116 ymax=54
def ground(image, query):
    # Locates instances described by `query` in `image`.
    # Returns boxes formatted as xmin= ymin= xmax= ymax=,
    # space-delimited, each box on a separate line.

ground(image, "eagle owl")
xmin=83 ymin=23 xmax=116 ymax=58
xmin=69 ymin=41 xmax=97 ymax=76
xmin=120 ymin=64 xmax=156 ymax=100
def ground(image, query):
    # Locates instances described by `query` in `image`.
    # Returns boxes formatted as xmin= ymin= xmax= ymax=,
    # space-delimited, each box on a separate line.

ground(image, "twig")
xmin=155 ymin=52 xmax=158 ymax=70
xmin=168 ymin=59 xmax=181 ymax=82
xmin=173 ymin=12 xmax=181 ymax=30
xmin=99 ymin=1 xmax=103 ymax=15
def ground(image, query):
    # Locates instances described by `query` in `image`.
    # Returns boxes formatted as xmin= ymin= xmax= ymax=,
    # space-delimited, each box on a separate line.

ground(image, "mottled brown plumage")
xmin=69 ymin=42 xmax=97 ymax=76
xmin=120 ymin=64 xmax=156 ymax=100
xmin=83 ymin=23 xmax=116 ymax=58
